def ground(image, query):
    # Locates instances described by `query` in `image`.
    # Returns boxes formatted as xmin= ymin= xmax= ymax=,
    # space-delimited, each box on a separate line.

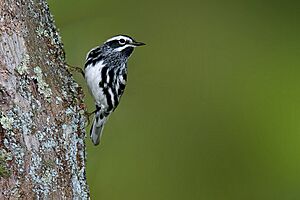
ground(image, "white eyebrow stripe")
xmin=106 ymin=35 xmax=133 ymax=43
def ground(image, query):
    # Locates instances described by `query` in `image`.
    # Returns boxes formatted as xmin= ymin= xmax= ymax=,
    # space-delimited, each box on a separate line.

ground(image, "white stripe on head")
xmin=105 ymin=35 xmax=133 ymax=43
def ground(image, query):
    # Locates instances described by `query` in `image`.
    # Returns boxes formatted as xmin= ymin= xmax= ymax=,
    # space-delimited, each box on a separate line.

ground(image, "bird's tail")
xmin=90 ymin=110 xmax=107 ymax=145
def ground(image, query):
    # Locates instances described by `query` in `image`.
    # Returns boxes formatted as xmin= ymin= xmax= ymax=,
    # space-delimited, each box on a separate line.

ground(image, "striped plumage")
xmin=84 ymin=35 xmax=145 ymax=145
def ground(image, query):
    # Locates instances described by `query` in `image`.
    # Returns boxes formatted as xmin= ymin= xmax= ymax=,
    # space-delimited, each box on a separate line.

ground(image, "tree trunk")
xmin=0 ymin=0 xmax=89 ymax=199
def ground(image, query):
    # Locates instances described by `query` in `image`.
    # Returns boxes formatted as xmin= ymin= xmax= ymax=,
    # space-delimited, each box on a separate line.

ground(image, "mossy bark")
xmin=0 ymin=0 xmax=89 ymax=199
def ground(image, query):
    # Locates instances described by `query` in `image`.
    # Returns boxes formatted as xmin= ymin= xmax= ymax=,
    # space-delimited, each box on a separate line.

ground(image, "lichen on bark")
xmin=0 ymin=0 xmax=89 ymax=199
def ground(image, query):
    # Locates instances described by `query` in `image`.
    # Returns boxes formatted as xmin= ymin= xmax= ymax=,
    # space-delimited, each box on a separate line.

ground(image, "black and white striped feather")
xmin=84 ymin=35 xmax=143 ymax=145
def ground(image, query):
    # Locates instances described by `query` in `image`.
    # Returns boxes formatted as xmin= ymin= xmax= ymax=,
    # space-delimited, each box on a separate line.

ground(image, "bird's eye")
xmin=119 ymin=39 xmax=126 ymax=45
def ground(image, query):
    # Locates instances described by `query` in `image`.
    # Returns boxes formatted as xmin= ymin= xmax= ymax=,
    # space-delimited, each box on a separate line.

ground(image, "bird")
xmin=84 ymin=35 xmax=145 ymax=145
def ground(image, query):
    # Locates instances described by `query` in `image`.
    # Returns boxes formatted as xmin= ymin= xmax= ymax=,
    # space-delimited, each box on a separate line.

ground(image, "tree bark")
xmin=0 ymin=0 xmax=89 ymax=199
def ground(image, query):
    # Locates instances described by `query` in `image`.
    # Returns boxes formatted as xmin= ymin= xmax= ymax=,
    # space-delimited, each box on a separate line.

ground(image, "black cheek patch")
xmin=122 ymin=47 xmax=134 ymax=57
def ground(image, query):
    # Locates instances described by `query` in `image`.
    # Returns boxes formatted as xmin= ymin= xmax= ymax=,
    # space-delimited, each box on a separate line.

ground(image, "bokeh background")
xmin=48 ymin=0 xmax=300 ymax=199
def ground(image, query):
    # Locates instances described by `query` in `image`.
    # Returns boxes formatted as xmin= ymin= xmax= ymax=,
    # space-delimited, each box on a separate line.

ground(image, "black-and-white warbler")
xmin=84 ymin=35 xmax=145 ymax=145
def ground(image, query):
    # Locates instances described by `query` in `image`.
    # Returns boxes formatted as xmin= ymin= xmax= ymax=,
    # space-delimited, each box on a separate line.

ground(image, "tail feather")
xmin=90 ymin=111 xmax=107 ymax=145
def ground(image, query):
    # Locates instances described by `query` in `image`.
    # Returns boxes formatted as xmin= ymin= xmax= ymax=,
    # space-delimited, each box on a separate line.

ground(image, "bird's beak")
xmin=131 ymin=41 xmax=146 ymax=47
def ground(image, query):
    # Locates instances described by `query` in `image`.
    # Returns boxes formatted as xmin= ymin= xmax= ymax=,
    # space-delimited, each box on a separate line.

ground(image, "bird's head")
xmin=103 ymin=35 xmax=145 ymax=58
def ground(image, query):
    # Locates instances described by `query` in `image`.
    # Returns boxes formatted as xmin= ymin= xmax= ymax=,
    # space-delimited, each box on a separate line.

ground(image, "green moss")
xmin=0 ymin=150 xmax=11 ymax=178
xmin=43 ymin=159 xmax=55 ymax=168
xmin=0 ymin=164 xmax=10 ymax=178
xmin=32 ymin=66 xmax=52 ymax=102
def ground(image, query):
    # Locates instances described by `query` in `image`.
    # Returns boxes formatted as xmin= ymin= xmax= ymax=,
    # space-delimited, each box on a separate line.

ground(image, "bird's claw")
xmin=66 ymin=63 xmax=85 ymax=77
xmin=84 ymin=109 xmax=98 ymax=126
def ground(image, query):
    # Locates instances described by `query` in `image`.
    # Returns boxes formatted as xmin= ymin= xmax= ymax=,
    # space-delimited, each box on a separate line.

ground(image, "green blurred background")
xmin=48 ymin=0 xmax=300 ymax=199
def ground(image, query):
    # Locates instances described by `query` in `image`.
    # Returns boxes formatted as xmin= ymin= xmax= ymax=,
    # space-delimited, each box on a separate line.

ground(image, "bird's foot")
xmin=84 ymin=109 xmax=99 ymax=126
xmin=66 ymin=63 xmax=85 ymax=77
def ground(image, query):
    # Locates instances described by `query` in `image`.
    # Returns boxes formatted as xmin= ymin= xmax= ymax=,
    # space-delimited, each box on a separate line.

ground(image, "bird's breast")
xmin=85 ymin=61 xmax=107 ymax=105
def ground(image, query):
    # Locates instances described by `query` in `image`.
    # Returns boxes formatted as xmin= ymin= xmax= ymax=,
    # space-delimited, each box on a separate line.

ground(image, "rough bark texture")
xmin=0 ymin=0 xmax=89 ymax=199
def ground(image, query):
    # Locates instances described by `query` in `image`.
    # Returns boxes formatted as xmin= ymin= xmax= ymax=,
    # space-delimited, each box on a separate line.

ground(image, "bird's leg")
xmin=84 ymin=107 xmax=101 ymax=126
xmin=85 ymin=110 xmax=95 ymax=126
xmin=66 ymin=63 xmax=85 ymax=77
